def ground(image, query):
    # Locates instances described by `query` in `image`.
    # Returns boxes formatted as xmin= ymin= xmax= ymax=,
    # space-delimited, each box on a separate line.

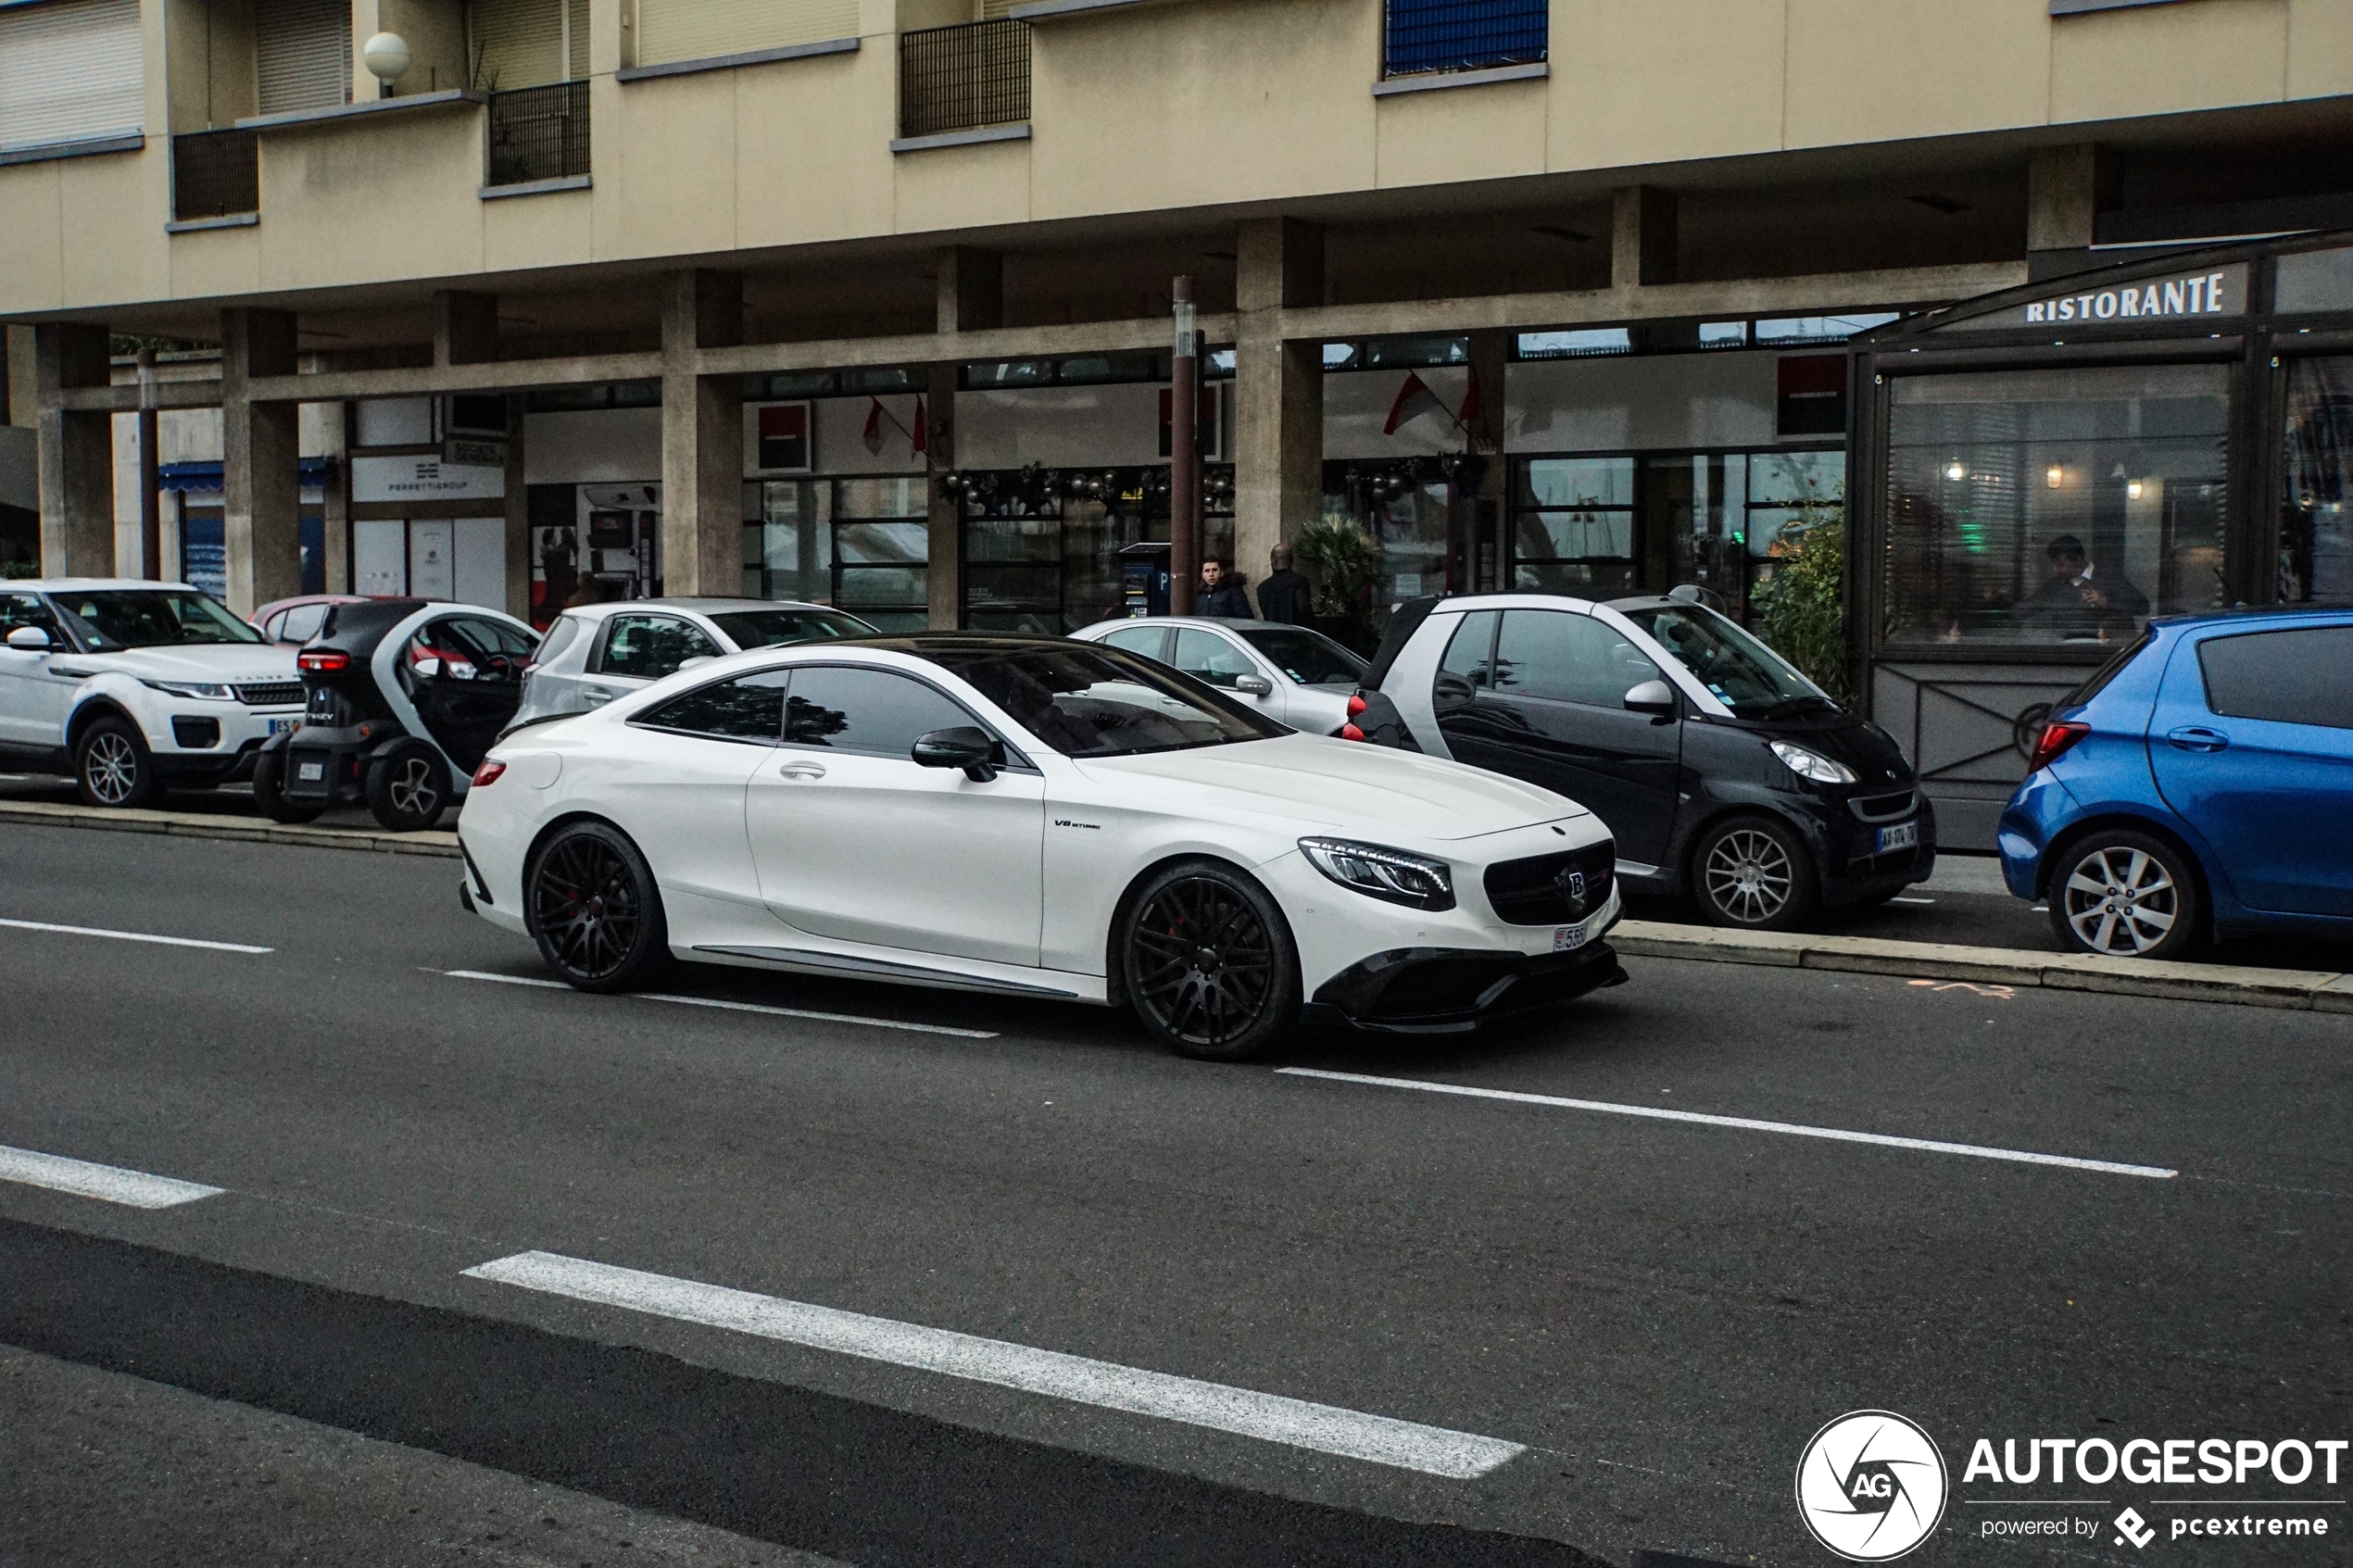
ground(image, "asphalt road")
xmin=0 ymin=822 xmax=2347 ymax=1567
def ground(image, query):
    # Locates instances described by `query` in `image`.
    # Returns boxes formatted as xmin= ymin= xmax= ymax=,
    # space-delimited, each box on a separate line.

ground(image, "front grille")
xmin=1483 ymin=841 xmax=1616 ymax=926
xmin=237 ymin=682 xmax=306 ymax=708
xmin=1848 ymin=789 xmax=1919 ymax=823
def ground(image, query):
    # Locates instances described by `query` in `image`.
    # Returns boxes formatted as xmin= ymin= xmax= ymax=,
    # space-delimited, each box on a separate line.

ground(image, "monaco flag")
xmin=1382 ymin=371 xmax=1446 ymax=436
xmin=862 ymin=396 xmax=889 ymax=457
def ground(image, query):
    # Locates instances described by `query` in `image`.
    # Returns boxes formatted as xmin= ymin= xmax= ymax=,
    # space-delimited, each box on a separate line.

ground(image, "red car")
xmin=250 ymin=595 xmax=371 ymax=646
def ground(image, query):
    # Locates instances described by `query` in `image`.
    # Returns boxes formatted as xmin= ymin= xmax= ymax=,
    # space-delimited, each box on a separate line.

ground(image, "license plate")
xmin=268 ymin=717 xmax=301 ymax=735
xmin=296 ymin=761 xmax=324 ymax=782
xmin=1553 ymin=919 xmax=1591 ymax=952
xmin=1877 ymin=821 xmax=1919 ymax=854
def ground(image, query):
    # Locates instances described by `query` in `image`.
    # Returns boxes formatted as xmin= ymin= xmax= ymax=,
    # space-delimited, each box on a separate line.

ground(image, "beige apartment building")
xmin=1 ymin=0 xmax=2350 ymax=834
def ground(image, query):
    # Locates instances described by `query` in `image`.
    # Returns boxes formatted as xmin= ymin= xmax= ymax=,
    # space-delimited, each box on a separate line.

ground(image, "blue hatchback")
xmin=1999 ymin=608 xmax=2353 ymax=960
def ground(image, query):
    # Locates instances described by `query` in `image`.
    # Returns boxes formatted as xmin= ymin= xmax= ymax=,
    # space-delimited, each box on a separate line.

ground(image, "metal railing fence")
xmin=1383 ymin=0 xmax=1548 ymax=77
xmin=486 ymin=80 xmax=590 ymax=188
xmin=900 ymin=19 xmax=1030 ymax=140
xmin=171 ymin=129 xmax=258 ymax=220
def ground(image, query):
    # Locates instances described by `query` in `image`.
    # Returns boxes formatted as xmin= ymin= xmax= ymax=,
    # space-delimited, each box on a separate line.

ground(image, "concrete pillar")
xmin=1465 ymin=328 xmax=1509 ymax=593
xmin=33 ymin=323 xmax=115 ymax=578
xmin=1612 ymin=186 xmax=1678 ymax=289
xmin=434 ymin=291 xmax=499 ymax=367
xmin=937 ymin=246 xmax=1002 ymax=335
xmin=220 ymin=307 xmax=301 ymax=615
xmin=502 ymin=393 xmax=529 ymax=620
xmin=659 ymin=269 xmax=744 ymax=597
xmin=5 ymin=324 xmax=36 ymax=429
xmin=2027 ymin=144 xmax=2119 ymax=272
xmin=1232 ymin=219 xmax=1325 ymax=597
xmin=925 ymin=364 xmax=960 ymax=630
xmin=321 ymin=403 xmax=351 ymax=594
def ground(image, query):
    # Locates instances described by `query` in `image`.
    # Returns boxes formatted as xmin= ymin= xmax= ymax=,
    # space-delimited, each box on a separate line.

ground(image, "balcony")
xmin=898 ymin=19 xmax=1030 ymax=144
xmin=170 ymin=130 xmax=259 ymax=226
xmin=485 ymin=81 xmax=591 ymax=192
xmin=1382 ymin=0 xmax=1547 ymax=78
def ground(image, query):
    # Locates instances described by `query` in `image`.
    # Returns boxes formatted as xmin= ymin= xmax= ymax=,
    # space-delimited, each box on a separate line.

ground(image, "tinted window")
xmin=2197 ymin=626 xmax=2353 ymax=731
xmin=785 ymin=666 xmax=982 ymax=759
xmin=642 ymin=670 xmax=791 ymax=742
xmin=1 ymin=593 xmax=59 ymax=637
xmin=924 ymin=644 xmax=1285 ymax=757
xmin=47 ymin=590 xmax=261 ymax=649
xmin=705 ymin=607 xmax=873 ymax=650
xmin=278 ymin=603 xmax=329 ymax=644
xmin=600 ymin=615 xmax=720 ymax=680
xmin=451 ymin=616 xmax=537 ymax=659
xmin=1237 ymin=626 xmax=1366 ymax=686
xmin=1617 ymin=604 xmax=1833 ymax=720
xmin=1171 ymin=628 xmax=1256 ymax=689
xmin=1440 ymin=610 xmax=1498 ymax=687
xmin=1099 ymin=624 xmax=1168 ymax=659
xmin=1492 ymin=611 xmax=1663 ymax=708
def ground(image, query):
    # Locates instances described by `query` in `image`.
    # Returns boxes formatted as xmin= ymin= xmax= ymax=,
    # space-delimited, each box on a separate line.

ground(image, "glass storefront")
xmin=956 ymin=466 xmax=1232 ymax=633
xmin=2282 ymin=355 xmax=2353 ymax=605
xmin=746 ymin=475 xmax=930 ymax=632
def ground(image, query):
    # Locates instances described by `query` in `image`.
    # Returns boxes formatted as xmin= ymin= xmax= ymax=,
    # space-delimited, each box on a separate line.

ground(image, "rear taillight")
xmin=297 ymin=650 xmax=348 ymax=673
xmin=472 ymin=760 xmax=507 ymax=788
xmin=1346 ymin=693 xmax=1368 ymax=717
xmin=2027 ymin=720 xmax=2091 ymax=772
xmin=1340 ymin=723 xmax=1365 ymax=743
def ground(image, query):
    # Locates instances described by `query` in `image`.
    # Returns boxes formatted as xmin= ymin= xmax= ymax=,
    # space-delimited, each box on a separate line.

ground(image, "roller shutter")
xmin=472 ymin=0 xmax=558 ymax=89
xmin=635 ymin=0 xmax=858 ymax=68
xmin=0 ymin=0 xmax=144 ymax=152
xmin=978 ymin=0 xmax=1023 ymax=16
xmin=255 ymin=0 xmax=350 ymax=117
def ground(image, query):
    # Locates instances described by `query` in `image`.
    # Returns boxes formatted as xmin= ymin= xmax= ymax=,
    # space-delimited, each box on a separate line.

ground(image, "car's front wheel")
xmin=1692 ymin=813 xmax=1819 ymax=931
xmin=73 ymin=716 xmax=162 ymax=809
xmin=1118 ymin=859 xmax=1300 ymax=1061
xmin=363 ymin=740 xmax=451 ymax=832
xmin=2047 ymin=830 xmax=2201 ymax=960
xmin=526 ymin=821 xmax=669 ymax=992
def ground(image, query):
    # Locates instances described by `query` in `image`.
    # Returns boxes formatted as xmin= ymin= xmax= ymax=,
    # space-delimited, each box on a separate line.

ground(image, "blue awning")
xmin=158 ymin=458 xmax=337 ymax=493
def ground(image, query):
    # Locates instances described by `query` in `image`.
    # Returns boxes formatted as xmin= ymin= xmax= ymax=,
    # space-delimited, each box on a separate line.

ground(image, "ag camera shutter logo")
xmin=1796 ymin=1411 xmax=1949 ymax=1561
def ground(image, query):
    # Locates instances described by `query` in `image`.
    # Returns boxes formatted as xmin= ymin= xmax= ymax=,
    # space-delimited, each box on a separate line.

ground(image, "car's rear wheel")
xmin=1119 ymin=859 xmax=1299 ymax=1061
xmin=251 ymin=747 xmax=323 ymax=823
xmin=526 ymin=822 xmax=669 ymax=992
xmin=1692 ymin=814 xmax=1818 ymax=931
xmin=364 ymin=740 xmax=450 ymax=832
xmin=73 ymin=716 xmax=162 ymax=809
xmin=2047 ymin=830 xmax=2201 ymax=961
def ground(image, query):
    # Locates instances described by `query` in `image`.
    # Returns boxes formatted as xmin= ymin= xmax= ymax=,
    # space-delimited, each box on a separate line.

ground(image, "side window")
xmin=784 ymin=666 xmax=986 ymax=759
xmin=534 ymin=615 xmax=582 ymax=669
xmin=2197 ymin=626 xmax=2353 ymax=731
xmin=1100 ymin=624 xmax=1169 ymax=660
xmin=1 ymin=593 xmax=60 ymax=636
xmin=640 ymin=670 xmax=790 ymax=742
xmin=601 ymin=615 xmax=719 ymax=681
xmin=1493 ymin=610 xmax=1664 ymax=708
xmin=278 ymin=603 xmax=328 ymax=644
xmin=1170 ymin=628 xmax=1256 ymax=689
xmin=1439 ymin=610 xmax=1498 ymax=688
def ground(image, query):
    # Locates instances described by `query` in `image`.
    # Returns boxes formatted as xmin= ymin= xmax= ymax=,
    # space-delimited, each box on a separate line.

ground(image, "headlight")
xmin=1298 ymin=837 xmax=1455 ymax=911
xmin=1770 ymin=740 xmax=1856 ymax=784
xmin=141 ymin=680 xmax=235 ymax=700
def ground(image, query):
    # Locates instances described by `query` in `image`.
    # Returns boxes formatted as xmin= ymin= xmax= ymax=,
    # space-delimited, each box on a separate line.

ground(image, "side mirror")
xmin=1433 ymin=671 xmax=1476 ymax=711
xmin=1624 ymin=679 xmax=1678 ymax=721
xmin=912 ymin=724 xmax=1000 ymax=783
xmin=1233 ymin=673 xmax=1274 ymax=696
xmin=5 ymin=625 xmax=51 ymax=651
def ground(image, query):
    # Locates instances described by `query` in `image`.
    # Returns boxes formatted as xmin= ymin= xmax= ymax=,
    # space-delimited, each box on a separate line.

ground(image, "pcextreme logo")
xmin=1796 ymin=1411 xmax=1950 ymax=1562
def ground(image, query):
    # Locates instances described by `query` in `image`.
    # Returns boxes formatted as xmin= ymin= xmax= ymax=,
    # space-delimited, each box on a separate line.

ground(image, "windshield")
xmin=707 ymin=607 xmax=875 ymax=650
xmin=925 ymin=643 xmax=1287 ymax=757
xmin=1237 ymin=626 xmax=1367 ymax=687
xmin=48 ymin=590 xmax=262 ymax=650
xmin=1617 ymin=604 xmax=1834 ymax=720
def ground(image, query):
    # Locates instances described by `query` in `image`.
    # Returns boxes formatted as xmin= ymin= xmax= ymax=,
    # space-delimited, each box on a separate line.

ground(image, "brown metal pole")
xmin=136 ymin=345 xmax=161 ymax=580
xmin=1168 ymin=276 xmax=1199 ymax=616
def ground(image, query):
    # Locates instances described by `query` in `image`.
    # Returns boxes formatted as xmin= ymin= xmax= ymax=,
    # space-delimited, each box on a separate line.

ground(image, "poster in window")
xmin=754 ymin=402 xmax=812 ymax=474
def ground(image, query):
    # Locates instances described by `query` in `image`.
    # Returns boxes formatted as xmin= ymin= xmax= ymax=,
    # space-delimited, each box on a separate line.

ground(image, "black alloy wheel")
xmin=1120 ymin=860 xmax=1299 ymax=1061
xmin=363 ymin=740 xmax=451 ymax=833
xmin=1692 ymin=813 xmax=1819 ymax=932
xmin=251 ymin=747 xmax=323 ymax=823
xmin=526 ymin=822 xmax=669 ymax=992
xmin=73 ymin=716 xmax=162 ymax=809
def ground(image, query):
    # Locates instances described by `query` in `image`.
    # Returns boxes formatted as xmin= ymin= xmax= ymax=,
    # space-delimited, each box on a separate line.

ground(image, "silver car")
xmin=1070 ymin=617 xmax=1368 ymax=735
xmin=515 ymin=598 xmax=875 ymax=724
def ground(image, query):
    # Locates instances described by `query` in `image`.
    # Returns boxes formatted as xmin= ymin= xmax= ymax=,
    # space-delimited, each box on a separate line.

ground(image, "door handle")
xmin=775 ymin=759 xmax=827 ymax=780
xmin=583 ymin=686 xmax=617 ymax=706
xmin=2166 ymin=726 xmax=2229 ymax=752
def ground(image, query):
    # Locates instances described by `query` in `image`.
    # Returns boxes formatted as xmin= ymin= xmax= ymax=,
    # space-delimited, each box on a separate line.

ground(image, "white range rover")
xmin=0 ymin=579 xmax=305 ymax=809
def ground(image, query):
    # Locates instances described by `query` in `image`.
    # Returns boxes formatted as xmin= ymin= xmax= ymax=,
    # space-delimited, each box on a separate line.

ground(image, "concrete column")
xmin=5 ymin=324 xmax=36 ymax=429
xmin=1232 ymin=219 xmax=1325 ymax=596
xmin=1466 ymin=328 xmax=1509 ymax=593
xmin=434 ymin=291 xmax=499 ymax=367
xmin=925 ymin=364 xmax=960 ymax=630
xmin=937 ymin=246 xmax=1002 ymax=334
xmin=220 ymin=308 xmax=302 ymax=615
xmin=2027 ymin=144 xmax=2119 ymax=271
xmin=33 ymin=323 xmax=115 ymax=578
xmin=321 ymin=403 xmax=351 ymax=593
xmin=659 ymin=270 xmax=744 ymax=597
xmin=502 ymin=393 xmax=529 ymax=620
xmin=1612 ymin=186 xmax=1678 ymax=289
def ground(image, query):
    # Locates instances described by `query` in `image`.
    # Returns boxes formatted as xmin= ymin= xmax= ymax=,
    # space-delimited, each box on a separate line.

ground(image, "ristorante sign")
xmin=1952 ymin=262 xmax=2249 ymax=332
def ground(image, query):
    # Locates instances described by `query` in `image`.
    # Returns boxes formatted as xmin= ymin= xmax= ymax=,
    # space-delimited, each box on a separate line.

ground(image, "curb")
xmin=0 ymin=799 xmax=461 ymax=859
xmin=1610 ymin=919 xmax=2353 ymax=1015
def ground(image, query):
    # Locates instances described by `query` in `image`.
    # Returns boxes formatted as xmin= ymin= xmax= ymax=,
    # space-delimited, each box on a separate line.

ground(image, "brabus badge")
xmin=1561 ymin=869 xmax=1586 ymax=902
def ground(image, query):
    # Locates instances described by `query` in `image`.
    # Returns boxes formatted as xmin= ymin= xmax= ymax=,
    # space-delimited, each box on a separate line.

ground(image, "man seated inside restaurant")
xmin=2017 ymin=534 xmax=2147 ymax=643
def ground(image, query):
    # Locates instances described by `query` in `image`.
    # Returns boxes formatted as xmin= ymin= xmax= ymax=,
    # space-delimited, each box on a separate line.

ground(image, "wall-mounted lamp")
xmin=2045 ymin=465 xmax=2065 ymax=489
xmin=1944 ymin=461 xmax=1966 ymax=482
xmin=363 ymin=32 xmax=410 ymax=97
xmin=2126 ymin=480 xmax=2145 ymax=500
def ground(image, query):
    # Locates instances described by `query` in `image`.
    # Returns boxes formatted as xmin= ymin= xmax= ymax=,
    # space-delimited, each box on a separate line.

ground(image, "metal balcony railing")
xmin=486 ymin=80 xmax=590 ymax=188
xmin=1383 ymin=0 xmax=1548 ymax=77
xmin=899 ymin=19 xmax=1030 ymax=140
xmin=171 ymin=129 xmax=258 ymax=221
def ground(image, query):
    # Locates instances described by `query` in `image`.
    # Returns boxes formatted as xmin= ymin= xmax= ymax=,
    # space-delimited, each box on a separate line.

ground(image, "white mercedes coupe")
xmin=457 ymin=635 xmax=1624 ymax=1060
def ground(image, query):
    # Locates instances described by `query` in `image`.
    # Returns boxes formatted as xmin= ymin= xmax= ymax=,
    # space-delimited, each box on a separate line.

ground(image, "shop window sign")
xmin=755 ymin=403 xmax=812 ymax=473
xmin=1948 ymin=265 xmax=2248 ymax=332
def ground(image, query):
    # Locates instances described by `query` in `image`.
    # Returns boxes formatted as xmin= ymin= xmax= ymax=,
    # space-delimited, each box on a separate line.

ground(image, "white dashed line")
xmin=1277 ymin=1067 xmax=2178 ymax=1179
xmin=1886 ymin=896 xmax=1937 ymax=905
xmin=463 ymin=1249 xmax=1527 ymax=1478
xmin=440 ymin=970 xmax=998 ymax=1038
xmin=0 ymin=917 xmax=272 ymax=954
xmin=0 ymin=1144 xmax=224 ymax=1208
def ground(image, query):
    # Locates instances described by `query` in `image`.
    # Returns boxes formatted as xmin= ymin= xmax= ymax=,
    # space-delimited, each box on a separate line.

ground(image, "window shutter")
xmin=978 ymin=0 xmax=1024 ymax=17
xmin=471 ymin=0 xmax=565 ymax=90
xmin=255 ymin=0 xmax=351 ymax=116
xmin=0 ymin=0 xmax=144 ymax=152
xmin=569 ymin=0 xmax=590 ymax=80
xmin=635 ymin=0 xmax=859 ymax=68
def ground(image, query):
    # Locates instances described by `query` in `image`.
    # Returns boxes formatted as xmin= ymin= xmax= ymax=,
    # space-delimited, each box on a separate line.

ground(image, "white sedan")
xmin=1070 ymin=616 xmax=1367 ymax=735
xmin=457 ymin=635 xmax=1623 ymax=1059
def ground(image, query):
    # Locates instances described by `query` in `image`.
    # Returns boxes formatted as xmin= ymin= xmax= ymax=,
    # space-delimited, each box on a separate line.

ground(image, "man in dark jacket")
xmin=1196 ymin=558 xmax=1253 ymax=619
xmin=1255 ymin=545 xmax=1313 ymax=624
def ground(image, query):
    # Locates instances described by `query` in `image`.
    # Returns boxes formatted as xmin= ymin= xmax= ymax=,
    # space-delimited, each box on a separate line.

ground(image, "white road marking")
xmin=464 ymin=1250 xmax=1526 ymax=1479
xmin=0 ymin=1144 xmax=224 ymax=1208
xmin=440 ymin=970 xmax=998 ymax=1038
xmin=1277 ymin=1068 xmax=2178 ymax=1180
xmin=1887 ymin=896 xmax=1937 ymax=905
xmin=0 ymin=916 xmax=271 ymax=955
